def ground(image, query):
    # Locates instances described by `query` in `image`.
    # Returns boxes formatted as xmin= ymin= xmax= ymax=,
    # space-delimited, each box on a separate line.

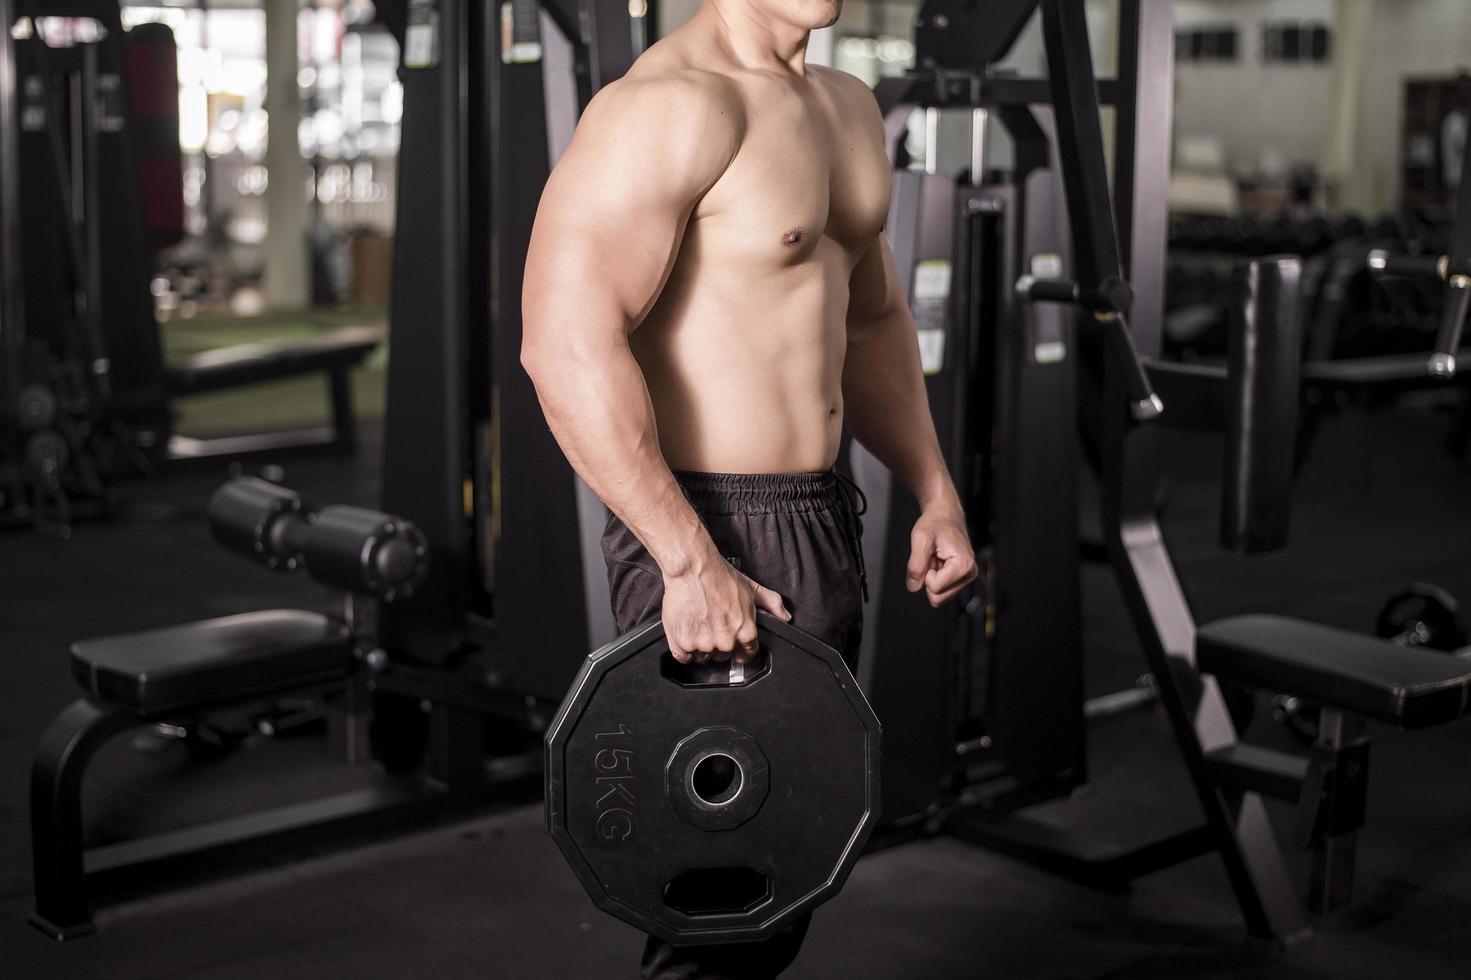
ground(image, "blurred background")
xmin=11 ymin=0 xmax=1463 ymax=446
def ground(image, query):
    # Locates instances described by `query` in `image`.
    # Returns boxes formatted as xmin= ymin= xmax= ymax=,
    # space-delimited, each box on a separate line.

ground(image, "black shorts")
xmin=600 ymin=469 xmax=867 ymax=668
xmin=598 ymin=469 xmax=867 ymax=979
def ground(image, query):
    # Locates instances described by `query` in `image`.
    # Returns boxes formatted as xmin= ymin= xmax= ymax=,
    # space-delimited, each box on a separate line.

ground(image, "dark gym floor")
xmin=2 ymin=398 xmax=1469 ymax=979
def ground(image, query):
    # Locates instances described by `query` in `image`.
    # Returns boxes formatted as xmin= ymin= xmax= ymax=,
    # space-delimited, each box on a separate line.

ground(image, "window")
xmin=1262 ymin=21 xmax=1331 ymax=64
xmin=1176 ymin=26 xmax=1238 ymax=64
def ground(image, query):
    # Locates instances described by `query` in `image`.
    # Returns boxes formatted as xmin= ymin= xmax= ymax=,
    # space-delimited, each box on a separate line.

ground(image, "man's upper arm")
xmin=847 ymin=233 xmax=907 ymax=339
xmin=827 ymin=69 xmax=903 ymax=338
xmin=523 ymin=75 xmax=741 ymax=347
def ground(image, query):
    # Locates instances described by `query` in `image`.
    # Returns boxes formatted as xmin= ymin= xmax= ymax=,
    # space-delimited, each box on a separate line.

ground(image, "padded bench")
xmin=32 ymin=607 xmax=358 ymax=937
xmin=70 ymin=610 xmax=354 ymax=717
xmin=1197 ymin=614 xmax=1471 ymax=729
xmin=165 ymin=323 xmax=383 ymax=461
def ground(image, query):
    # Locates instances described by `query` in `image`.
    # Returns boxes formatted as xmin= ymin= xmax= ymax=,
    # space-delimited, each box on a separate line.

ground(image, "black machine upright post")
xmin=483 ymin=0 xmax=632 ymax=700
xmin=1430 ymin=141 xmax=1471 ymax=377
xmin=1086 ymin=0 xmax=1312 ymax=944
xmin=382 ymin=0 xmax=632 ymax=694
xmin=380 ymin=0 xmax=476 ymax=664
xmin=857 ymin=162 xmax=985 ymax=825
xmin=1032 ymin=0 xmax=1160 ymax=422
xmin=76 ymin=39 xmax=109 ymax=405
xmin=866 ymin=0 xmax=1087 ymax=829
xmin=0 ymin=0 xmax=23 ymax=476
xmin=1113 ymin=0 xmax=1169 ymax=337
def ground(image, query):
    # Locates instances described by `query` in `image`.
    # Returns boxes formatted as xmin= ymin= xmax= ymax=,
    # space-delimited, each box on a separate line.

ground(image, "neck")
xmin=703 ymin=0 xmax=811 ymax=75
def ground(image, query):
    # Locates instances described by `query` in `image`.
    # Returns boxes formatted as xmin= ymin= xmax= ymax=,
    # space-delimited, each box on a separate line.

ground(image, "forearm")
xmin=523 ymin=331 xmax=718 ymax=578
xmin=843 ymin=310 xmax=961 ymax=514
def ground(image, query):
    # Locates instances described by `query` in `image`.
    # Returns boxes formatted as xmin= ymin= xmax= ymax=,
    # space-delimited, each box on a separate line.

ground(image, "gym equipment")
xmin=1268 ymin=583 xmax=1471 ymax=744
xmin=207 ymin=476 xmax=429 ymax=601
xmin=0 ymin=0 xmax=155 ymax=534
xmin=864 ymin=0 xmax=1286 ymax=847
xmin=1293 ymin=121 xmax=1471 ymax=464
xmin=31 ymin=0 xmax=640 ymax=938
xmin=1168 ymin=213 xmax=1367 ymax=260
xmin=12 ymin=0 xmax=168 ymax=436
xmin=3 ymin=368 xmax=108 ymax=536
xmin=0 ymin=0 xmax=386 ymax=482
xmin=862 ymin=0 xmax=1471 ymax=948
xmin=1083 ymin=11 xmax=1471 ymax=941
xmin=1374 ymin=583 xmax=1469 ymax=653
xmin=545 ymin=614 xmax=880 ymax=945
xmin=1290 ymin=232 xmax=1471 ymax=465
xmin=30 ymin=478 xmax=430 ymax=938
xmin=1367 ymin=135 xmax=1471 ymax=381
xmin=381 ymin=0 xmax=635 ymax=693
xmin=1168 ymin=147 xmax=1471 ymax=469
xmin=864 ymin=0 xmax=1158 ymax=832
xmin=164 ymin=324 xmax=384 ymax=461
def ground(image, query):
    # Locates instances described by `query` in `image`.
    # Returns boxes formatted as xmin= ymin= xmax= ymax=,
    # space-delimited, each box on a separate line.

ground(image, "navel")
xmin=780 ymin=228 xmax=806 ymax=248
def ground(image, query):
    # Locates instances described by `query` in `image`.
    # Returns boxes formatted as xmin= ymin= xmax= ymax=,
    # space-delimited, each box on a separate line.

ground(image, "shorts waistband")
xmin=673 ymin=468 xmax=869 ymax=601
xmin=673 ymin=470 xmax=843 ymax=515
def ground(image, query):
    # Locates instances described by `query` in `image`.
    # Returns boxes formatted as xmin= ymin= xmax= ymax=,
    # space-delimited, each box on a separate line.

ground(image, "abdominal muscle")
xmin=630 ymin=235 xmax=853 ymax=475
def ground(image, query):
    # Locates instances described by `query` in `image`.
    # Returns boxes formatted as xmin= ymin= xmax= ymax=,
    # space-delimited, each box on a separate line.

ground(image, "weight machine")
xmin=1367 ymin=129 xmax=1471 ymax=381
xmin=0 ymin=0 xmax=167 ymax=534
xmin=376 ymin=0 xmax=637 ymax=698
xmin=856 ymin=0 xmax=1168 ymax=834
xmin=863 ymin=0 xmax=1471 ymax=947
xmin=0 ymin=0 xmax=396 ymax=529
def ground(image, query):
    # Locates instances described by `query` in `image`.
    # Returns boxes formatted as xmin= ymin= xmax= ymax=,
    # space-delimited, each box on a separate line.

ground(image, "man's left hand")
xmin=906 ymin=507 xmax=978 ymax=607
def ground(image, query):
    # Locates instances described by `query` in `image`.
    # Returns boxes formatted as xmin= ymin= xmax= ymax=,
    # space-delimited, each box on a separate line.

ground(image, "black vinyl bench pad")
xmin=1197 ymin=614 xmax=1471 ymax=729
xmin=166 ymin=324 xmax=382 ymax=395
xmin=71 ymin=610 xmax=353 ymax=716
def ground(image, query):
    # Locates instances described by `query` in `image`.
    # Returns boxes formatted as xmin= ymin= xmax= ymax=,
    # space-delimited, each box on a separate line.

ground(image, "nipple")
xmin=780 ymin=228 xmax=806 ymax=248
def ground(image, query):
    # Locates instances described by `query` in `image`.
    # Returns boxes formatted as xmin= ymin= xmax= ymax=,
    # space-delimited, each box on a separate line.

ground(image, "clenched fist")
xmin=906 ymin=506 xmax=977 ymax=607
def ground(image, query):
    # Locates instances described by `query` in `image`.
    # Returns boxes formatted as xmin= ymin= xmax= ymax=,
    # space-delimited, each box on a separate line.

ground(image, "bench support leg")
xmin=328 ymin=368 xmax=357 ymax=454
xmin=326 ymin=675 xmax=373 ymax=766
xmin=427 ymin=703 xmax=487 ymax=791
xmin=1111 ymin=513 xmax=1311 ymax=944
xmin=1297 ymin=708 xmax=1370 ymax=915
xmin=30 ymin=699 xmax=141 ymax=940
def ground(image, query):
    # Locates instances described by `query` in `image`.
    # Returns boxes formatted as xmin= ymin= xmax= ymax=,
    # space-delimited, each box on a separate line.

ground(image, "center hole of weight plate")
xmin=691 ymin=753 xmax=743 ymax=806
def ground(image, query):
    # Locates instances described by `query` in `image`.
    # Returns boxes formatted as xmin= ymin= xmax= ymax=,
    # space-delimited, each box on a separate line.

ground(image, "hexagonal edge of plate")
xmin=543 ymin=615 xmax=669 ymax=913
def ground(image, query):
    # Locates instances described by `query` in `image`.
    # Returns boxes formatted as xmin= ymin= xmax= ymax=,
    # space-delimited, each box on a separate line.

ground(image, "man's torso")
xmin=620 ymin=29 xmax=892 ymax=474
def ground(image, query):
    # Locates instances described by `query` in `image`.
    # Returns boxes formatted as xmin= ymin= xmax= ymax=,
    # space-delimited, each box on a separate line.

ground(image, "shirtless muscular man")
xmin=522 ymin=0 xmax=978 ymax=975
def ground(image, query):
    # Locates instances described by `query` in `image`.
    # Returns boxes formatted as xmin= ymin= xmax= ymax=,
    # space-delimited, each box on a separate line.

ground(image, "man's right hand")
xmin=661 ymin=557 xmax=792 ymax=665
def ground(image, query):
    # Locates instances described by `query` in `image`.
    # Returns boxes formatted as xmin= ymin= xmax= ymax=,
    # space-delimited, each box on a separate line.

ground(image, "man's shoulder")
xmin=588 ymin=45 xmax=744 ymax=132
xmin=810 ymin=65 xmax=881 ymax=118
xmin=572 ymin=58 xmax=744 ymax=197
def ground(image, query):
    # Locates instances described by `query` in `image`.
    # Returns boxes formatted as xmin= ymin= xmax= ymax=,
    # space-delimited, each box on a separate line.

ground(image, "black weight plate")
xmin=1375 ymin=583 xmax=1469 ymax=652
xmin=545 ymin=611 xmax=881 ymax=946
